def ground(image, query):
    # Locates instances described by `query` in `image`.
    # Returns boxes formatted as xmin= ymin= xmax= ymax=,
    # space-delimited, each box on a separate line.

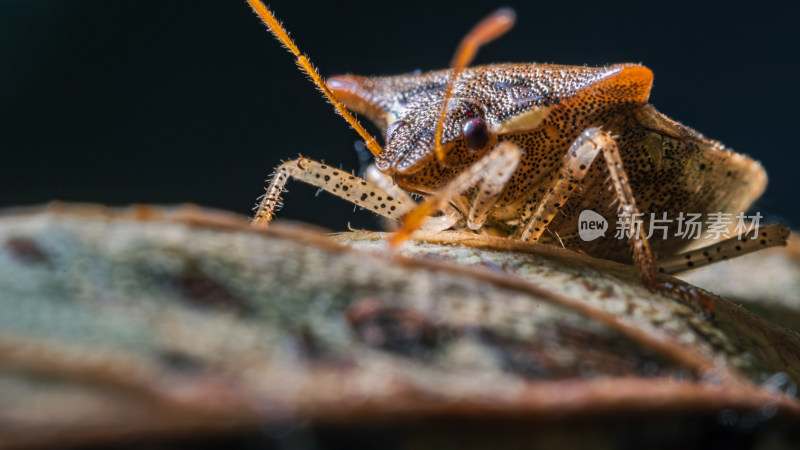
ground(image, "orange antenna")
xmin=247 ymin=0 xmax=382 ymax=157
xmin=433 ymin=8 xmax=516 ymax=162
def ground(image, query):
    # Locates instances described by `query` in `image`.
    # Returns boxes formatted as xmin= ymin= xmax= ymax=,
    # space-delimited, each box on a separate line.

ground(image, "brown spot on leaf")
xmin=172 ymin=268 xmax=247 ymax=314
xmin=6 ymin=237 xmax=49 ymax=264
xmin=346 ymin=298 xmax=445 ymax=360
xmin=158 ymin=350 xmax=205 ymax=373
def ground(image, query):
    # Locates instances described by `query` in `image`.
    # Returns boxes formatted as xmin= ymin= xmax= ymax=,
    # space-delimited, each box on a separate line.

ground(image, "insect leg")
xmin=515 ymin=129 xmax=602 ymax=242
xmin=467 ymin=146 xmax=524 ymax=230
xmin=388 ymin=141 xmax=523 ymax=247
xmin=364 ymin=164 xmax=415 ymax=205
xmin=253 ymin=158 xmax=416 ymax=228
xmin=535 ymin=129 xmax=722 ymax=312
xmin=657 ymin=223 xmax=789 ymax=274
xmin=364 ymin=164 xmax=462 ymax=232
xmin=417 ymin=207 xmax=464 ymax=232
xmin=581 ymin=129 xmax=659 ymax=289
xmin=517 ymin=129 xmax=721 ymax=306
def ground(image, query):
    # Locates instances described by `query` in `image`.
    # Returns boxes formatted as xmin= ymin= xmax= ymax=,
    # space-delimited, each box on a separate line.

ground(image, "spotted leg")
xmin=253 ymin=157 xmax=416 ymax=227
xmin=657 ymin=223 xmax=789 ymax=274
xmin=389 ymin=141 xmax=523 ymax=246
xmin=516 ymin=129 xmax=659 ymax=286
xmin=513 ymin=128 xmax=718 ymax=313
xmin=364 ymin=164 xmax=463 ymax=232
xmin=514 ymin=129 xmax=601 ymax=242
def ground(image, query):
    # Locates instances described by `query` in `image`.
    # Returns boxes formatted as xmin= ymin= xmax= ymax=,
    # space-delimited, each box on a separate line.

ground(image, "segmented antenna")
xmin=247 ymin=0 xmax=382 ymax=157
xmin=433 ymin=8 xmax=516 ymax=163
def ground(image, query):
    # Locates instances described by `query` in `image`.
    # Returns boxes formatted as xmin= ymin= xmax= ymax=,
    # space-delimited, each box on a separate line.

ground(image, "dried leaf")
xmin=0 ymin=204 xmax=797 ymax=449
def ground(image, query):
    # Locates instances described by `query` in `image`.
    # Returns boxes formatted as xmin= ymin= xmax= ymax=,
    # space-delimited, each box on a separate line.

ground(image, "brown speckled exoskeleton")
xmin=247 ymin=0 xmax=788 ymax=313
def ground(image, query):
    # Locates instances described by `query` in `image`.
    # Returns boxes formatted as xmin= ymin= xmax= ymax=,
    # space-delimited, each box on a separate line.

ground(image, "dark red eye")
xmin=385 ymin=120 xmax=407 ymax=144
xmin=462 ymin=117 xmax=489 ymax=153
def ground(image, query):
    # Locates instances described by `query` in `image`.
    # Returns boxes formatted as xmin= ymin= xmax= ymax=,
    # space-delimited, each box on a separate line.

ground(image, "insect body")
xmin=325 ymin=64 xmax=771 ymax=264
xmin=247 ymin=0 xmax=787 ymax=311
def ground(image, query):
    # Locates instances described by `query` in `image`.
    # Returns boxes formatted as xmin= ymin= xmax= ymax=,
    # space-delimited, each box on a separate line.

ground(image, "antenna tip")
xmin=492 ymin=7 xmax=517 ymax=25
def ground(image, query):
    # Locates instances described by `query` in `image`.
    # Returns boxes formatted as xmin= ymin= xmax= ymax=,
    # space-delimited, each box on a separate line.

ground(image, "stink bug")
xmin=246 ymin=0 xmax=788 ymax=312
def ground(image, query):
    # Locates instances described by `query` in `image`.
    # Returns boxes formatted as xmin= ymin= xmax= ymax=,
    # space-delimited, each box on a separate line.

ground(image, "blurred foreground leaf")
xmin=0 ymin=204 xmax=798 ymax=449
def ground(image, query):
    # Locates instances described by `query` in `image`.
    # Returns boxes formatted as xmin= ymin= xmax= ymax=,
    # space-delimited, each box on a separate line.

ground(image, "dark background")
xmin=1 ymin=0 xmax=797 ymax=231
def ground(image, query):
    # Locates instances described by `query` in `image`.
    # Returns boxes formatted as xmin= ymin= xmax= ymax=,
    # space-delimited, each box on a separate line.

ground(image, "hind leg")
xmin=657 ymin=223 xmax=789 ymax=274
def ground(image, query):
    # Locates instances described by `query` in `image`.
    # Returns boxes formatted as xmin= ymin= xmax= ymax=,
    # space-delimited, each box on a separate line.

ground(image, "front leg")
xmin=253 ymin=158 xmax=416 ymax=227
xmin=389 ymin=141 xmax=523 ymax=247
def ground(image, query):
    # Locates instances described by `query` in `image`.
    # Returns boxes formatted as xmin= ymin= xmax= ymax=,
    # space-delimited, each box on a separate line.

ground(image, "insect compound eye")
xmin=384 ymin=120 xmax=408 ymax=145
xmin=462 ymin=117 xmax=490 ymax=153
